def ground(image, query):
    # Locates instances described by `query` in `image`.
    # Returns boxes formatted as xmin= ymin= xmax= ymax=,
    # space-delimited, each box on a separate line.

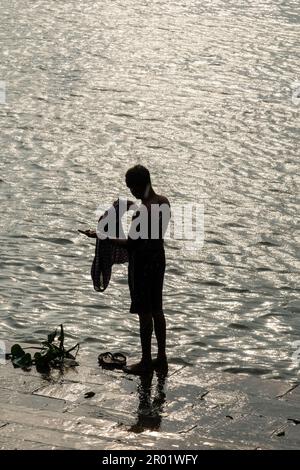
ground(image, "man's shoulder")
xmin=156 ymin=195 xmax=170 ymax=207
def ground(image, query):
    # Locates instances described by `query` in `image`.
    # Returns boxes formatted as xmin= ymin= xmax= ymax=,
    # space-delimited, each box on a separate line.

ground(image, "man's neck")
xmin=141 ymin=185 xmax=155 ymax=204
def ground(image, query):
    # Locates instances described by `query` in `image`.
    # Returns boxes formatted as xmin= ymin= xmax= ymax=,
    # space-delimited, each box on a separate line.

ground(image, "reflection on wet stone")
xmin=129 ymin=372 xmax=167 ymax=433
xmin=1 ymin=354 xmax=300 ymax=449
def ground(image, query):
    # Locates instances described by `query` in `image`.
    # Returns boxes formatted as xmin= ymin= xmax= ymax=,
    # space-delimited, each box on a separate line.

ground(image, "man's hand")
xmin=78 ymin=229 xmax=97 ymax=238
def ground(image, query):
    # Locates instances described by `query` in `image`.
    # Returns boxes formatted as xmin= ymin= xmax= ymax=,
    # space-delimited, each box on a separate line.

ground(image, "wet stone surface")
xmin=0 ymin=349 xmax=300 ymax=450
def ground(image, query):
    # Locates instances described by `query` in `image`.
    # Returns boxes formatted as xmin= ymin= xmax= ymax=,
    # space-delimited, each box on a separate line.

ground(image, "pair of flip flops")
xmin=98 ymin=352 xmax=126 ymax=369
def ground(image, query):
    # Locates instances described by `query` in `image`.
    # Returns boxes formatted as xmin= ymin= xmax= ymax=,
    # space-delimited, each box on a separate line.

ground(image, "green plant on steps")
xmin=9 ymin=324 xmax=80 ymax=372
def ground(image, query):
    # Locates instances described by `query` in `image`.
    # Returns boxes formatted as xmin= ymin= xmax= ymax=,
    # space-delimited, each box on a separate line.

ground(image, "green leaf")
xmin=22 ymin=353 xmax=32 ymax=367
xmin=44 ymin=345 xmax=61 ymax=363
xmin=35 ymin=358 xmax=50 ymax=373
xmin=11 ymin=344 xmax=25 ymax=358
xmin=12 ymin=352 xmax=32 ymax=368
xmin=58 ymin=324 xmax=64 ymax=350
xmin=47 ymin=330 xmax=57 ymax=344
xmin=10 ymin=324 xmax=79 ymax=373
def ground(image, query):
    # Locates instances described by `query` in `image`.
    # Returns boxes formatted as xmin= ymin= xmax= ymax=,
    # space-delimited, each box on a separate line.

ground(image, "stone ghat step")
xmin=0 ymin=347 xmax=300 ymax=450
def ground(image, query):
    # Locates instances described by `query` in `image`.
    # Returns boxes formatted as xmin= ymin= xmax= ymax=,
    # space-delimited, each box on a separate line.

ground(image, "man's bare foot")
xmin=123 ymin=361 xmax=153 ymax=376
xmin=152 ymin=355 xmax=168 ymax=372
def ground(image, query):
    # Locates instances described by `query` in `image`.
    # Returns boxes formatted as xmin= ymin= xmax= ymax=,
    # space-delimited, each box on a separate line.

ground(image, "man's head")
xmin=125 ymin=165 xmax=151 ymax=199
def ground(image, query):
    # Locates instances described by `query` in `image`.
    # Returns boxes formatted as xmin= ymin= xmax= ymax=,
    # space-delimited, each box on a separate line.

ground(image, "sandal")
xmin=98 ymin=352 xmax=126 ymax=369
xmin=112 ymin=352 xmax=127 ymax=368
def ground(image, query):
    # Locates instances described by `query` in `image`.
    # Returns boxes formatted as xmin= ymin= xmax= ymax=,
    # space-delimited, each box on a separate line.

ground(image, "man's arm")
xmin=78 ymin=229 xmax=97 ymax=238
xmin=79 ymin=230 xmax=128 ymax=247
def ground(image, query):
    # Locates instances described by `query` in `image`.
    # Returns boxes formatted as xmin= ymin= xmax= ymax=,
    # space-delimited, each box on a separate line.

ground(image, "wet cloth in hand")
xmin=91 ymin=238 xmax=128 ymax=292
xmin=91 ymin=200 xmax=128 ymax=292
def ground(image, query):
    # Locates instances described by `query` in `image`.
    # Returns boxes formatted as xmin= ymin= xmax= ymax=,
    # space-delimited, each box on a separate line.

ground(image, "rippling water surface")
xmin=0 ymin=0 xmax=299 ymax=380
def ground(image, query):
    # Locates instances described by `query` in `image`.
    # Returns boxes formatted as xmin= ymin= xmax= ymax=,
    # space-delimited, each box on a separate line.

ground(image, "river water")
xmin=0 ymin=0 xmax=299 ymax=380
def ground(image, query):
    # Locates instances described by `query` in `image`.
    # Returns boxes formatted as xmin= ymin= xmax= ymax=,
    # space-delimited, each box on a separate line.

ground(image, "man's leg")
xmin=124 ymin=313 xmax=153 ymax=375
xmin=139 ymin=313 xmax=153 ymax=365
xmin=153 ymin=312 xmax=167 ymax=367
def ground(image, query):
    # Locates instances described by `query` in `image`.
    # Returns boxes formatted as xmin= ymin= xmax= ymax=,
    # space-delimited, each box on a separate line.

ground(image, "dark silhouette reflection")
xmin=129 ymin=371 xmax=167 ymax=433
